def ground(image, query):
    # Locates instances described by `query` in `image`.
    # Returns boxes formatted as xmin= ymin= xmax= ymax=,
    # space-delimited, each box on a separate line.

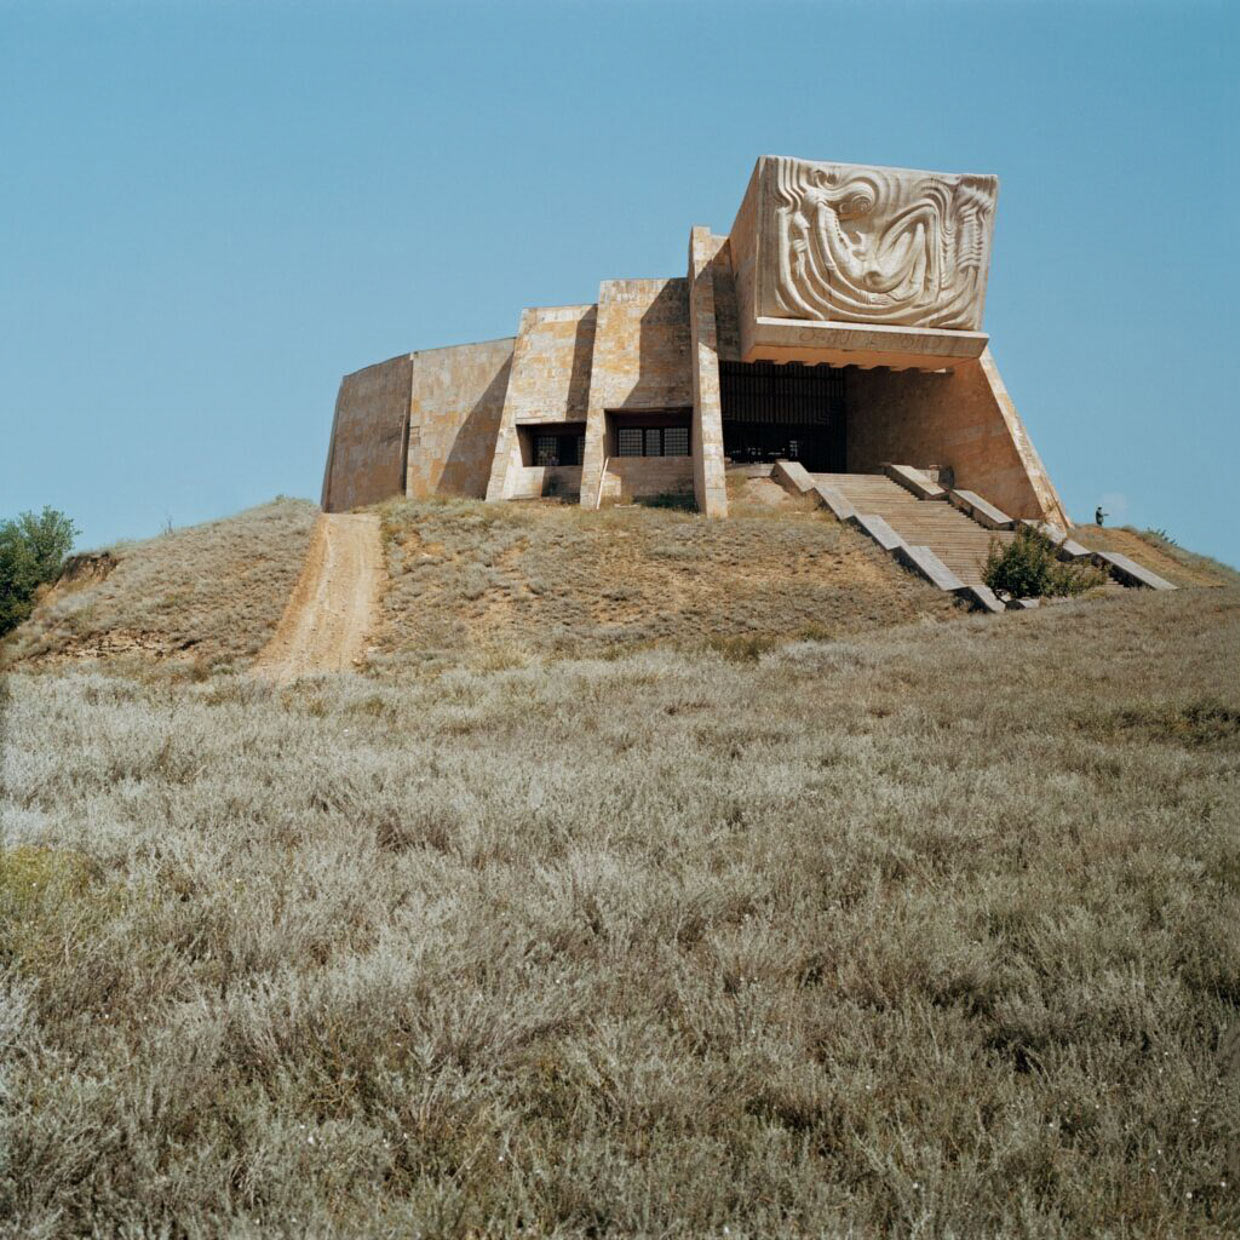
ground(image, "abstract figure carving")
xmin=769 ymin=156 xmax=998 ymax=331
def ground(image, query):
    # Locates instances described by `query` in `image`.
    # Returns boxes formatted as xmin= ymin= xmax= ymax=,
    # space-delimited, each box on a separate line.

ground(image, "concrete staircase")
xmin=771 ymin=460 xmax=1176 ymax=607
xmin=813 ymin=472 xmax=1012 ymax=588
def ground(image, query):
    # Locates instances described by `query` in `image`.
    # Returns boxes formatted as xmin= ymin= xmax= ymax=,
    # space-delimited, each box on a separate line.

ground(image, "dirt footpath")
xmin=253 ymin=513 xmax=383 ymax=681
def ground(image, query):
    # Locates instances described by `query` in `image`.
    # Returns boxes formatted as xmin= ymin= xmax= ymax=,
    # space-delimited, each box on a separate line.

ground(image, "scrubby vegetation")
xmin=374 ymin=497 xmax=959 ymax=673
xmin=0 ymin=507 xmax=77 ymax=636
xmin=1072 ymin=524 xmax=1240 ymax=590
xmin=982 ymin=524 xmax=1105 ymax=599
xmin=2 ymin=498 xmax=317 ymax=671
xmin=2 ymin=581 xmax=1239 ymax=1235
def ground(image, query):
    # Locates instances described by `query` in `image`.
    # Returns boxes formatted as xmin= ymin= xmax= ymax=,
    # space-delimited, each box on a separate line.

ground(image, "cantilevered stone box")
xmin=729 ymin=155 xmax=998 ymax=368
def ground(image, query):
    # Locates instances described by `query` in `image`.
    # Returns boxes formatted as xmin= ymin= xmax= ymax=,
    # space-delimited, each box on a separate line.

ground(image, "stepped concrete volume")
xmin=321 ymin=155 xmax=1068 ymax=529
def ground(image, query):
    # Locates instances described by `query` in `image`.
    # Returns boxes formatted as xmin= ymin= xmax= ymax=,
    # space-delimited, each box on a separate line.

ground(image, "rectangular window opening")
xmin=612 ymin=418 xmax=691 ymax=458
xmin=517 ymin=422 xmax=587 ymax=468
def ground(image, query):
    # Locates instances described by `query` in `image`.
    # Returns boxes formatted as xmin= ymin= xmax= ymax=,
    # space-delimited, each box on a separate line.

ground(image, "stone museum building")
xmin=321 ymin=154 xmax=1068 ymax=528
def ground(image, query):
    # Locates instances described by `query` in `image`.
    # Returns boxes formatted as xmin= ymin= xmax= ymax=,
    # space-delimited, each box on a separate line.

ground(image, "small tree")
xmin=981 ymin=524 xmax=1103 ymax=599
xmin=0 ymin=507 xmax=79 ymax=636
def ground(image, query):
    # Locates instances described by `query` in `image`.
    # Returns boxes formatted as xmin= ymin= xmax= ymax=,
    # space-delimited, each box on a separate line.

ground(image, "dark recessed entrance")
xmin=720 ymin=361 xmax=846 ymax=471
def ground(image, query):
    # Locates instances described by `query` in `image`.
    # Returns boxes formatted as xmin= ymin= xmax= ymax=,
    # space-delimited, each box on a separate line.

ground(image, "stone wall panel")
xmin=486 ymin=305 xmax=595 ymax=501
xmin=406 ymin=339 xmax=514 ymax=500
xmin=321 ymin=354 xmax=413 ymax=512
xmin=580 ymin=278 xmax=694 ymax=508
xmin=846 ymin=350 xmax=1067 ymax=524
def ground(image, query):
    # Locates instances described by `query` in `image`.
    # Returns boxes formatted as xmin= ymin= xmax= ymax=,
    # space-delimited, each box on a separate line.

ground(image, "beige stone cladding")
xmin=405 ymin=338 xmax=514 ymax=500
xmin=846 ymin=348 xmax=1068 ymax=525
xmin=687 ymin=228 xmax=729 ymax=517
xmin=486 ymin=305 xmax=596 ymax=502
xmin=601 ymin=456 xmax=695 ymax=504
xmin=321 ymin=354 xmax=413 ymax=512
xmin=727 ymin=161 xmax=762 ymax=362
xmin=506 ymin=465 xmax=583 ymax=501
xmin=734 ymin=154 xmax=998 ymax=333
xmin=579 ymin=278 xmax=693 ymax=509
xmin=711 ymin=239 xmax=742 ymax=365
xmin=739 ymin=326 xmax=986 ymax=370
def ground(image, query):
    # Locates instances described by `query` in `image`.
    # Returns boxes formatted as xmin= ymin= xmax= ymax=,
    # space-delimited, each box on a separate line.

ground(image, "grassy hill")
xmin=2 ymin=498 xmax=318 ymax=673
xmin=1 ymin=498 xmax=1238 ymax=1235
xmin=372 ymin=494 xmax=961 ymax=673
xmin=1070 ymin=523 xmax=1237 ymax=591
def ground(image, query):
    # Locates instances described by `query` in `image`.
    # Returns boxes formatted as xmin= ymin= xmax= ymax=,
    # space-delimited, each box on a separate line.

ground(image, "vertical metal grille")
xmin=719 ymin=361 xmax=847 ymax=470
xmin=614 ymin=423 xmax=692 ymax=458
xmin=719 ymin=361 xmax=844 ymax=425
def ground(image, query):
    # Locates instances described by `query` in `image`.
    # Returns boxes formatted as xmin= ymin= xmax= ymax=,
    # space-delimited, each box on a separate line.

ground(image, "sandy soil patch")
xmin=254 ymin=513 xmax=383 ymax=681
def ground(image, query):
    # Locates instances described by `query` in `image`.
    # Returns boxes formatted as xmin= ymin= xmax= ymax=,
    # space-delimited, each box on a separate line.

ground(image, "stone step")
xmin=815 ymin=471 xmax=1015 ymax=588
xmin=812 ymin=470 xmax=1176 ymax=596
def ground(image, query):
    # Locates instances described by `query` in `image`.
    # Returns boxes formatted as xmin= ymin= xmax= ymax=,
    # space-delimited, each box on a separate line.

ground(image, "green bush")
xmin=0 ymin=506 xmax=78 ymax=636
xmin=981 ymin=524 xmax=1103 ymax=599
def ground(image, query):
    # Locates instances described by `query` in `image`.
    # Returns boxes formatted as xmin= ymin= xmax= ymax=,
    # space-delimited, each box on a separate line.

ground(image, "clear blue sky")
xmin=2 ymin=0 xmax=1237 ymax=564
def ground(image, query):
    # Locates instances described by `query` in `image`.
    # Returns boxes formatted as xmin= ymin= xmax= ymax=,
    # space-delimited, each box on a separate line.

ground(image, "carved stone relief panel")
xmin=761 ymin=156 xmax=998 ymax=332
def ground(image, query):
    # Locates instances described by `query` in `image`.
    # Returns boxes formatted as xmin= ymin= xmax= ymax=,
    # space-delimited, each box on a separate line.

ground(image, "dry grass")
xmin=373 ymin=496 xmax=960 ymax=673
xmin=1070 ymin=525 xmax=1238 ymax=590
xmin=3 ymin=499 xmax=318 ymax=673
xmin=2 ymin=579 xmax=1239 ymax=1235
